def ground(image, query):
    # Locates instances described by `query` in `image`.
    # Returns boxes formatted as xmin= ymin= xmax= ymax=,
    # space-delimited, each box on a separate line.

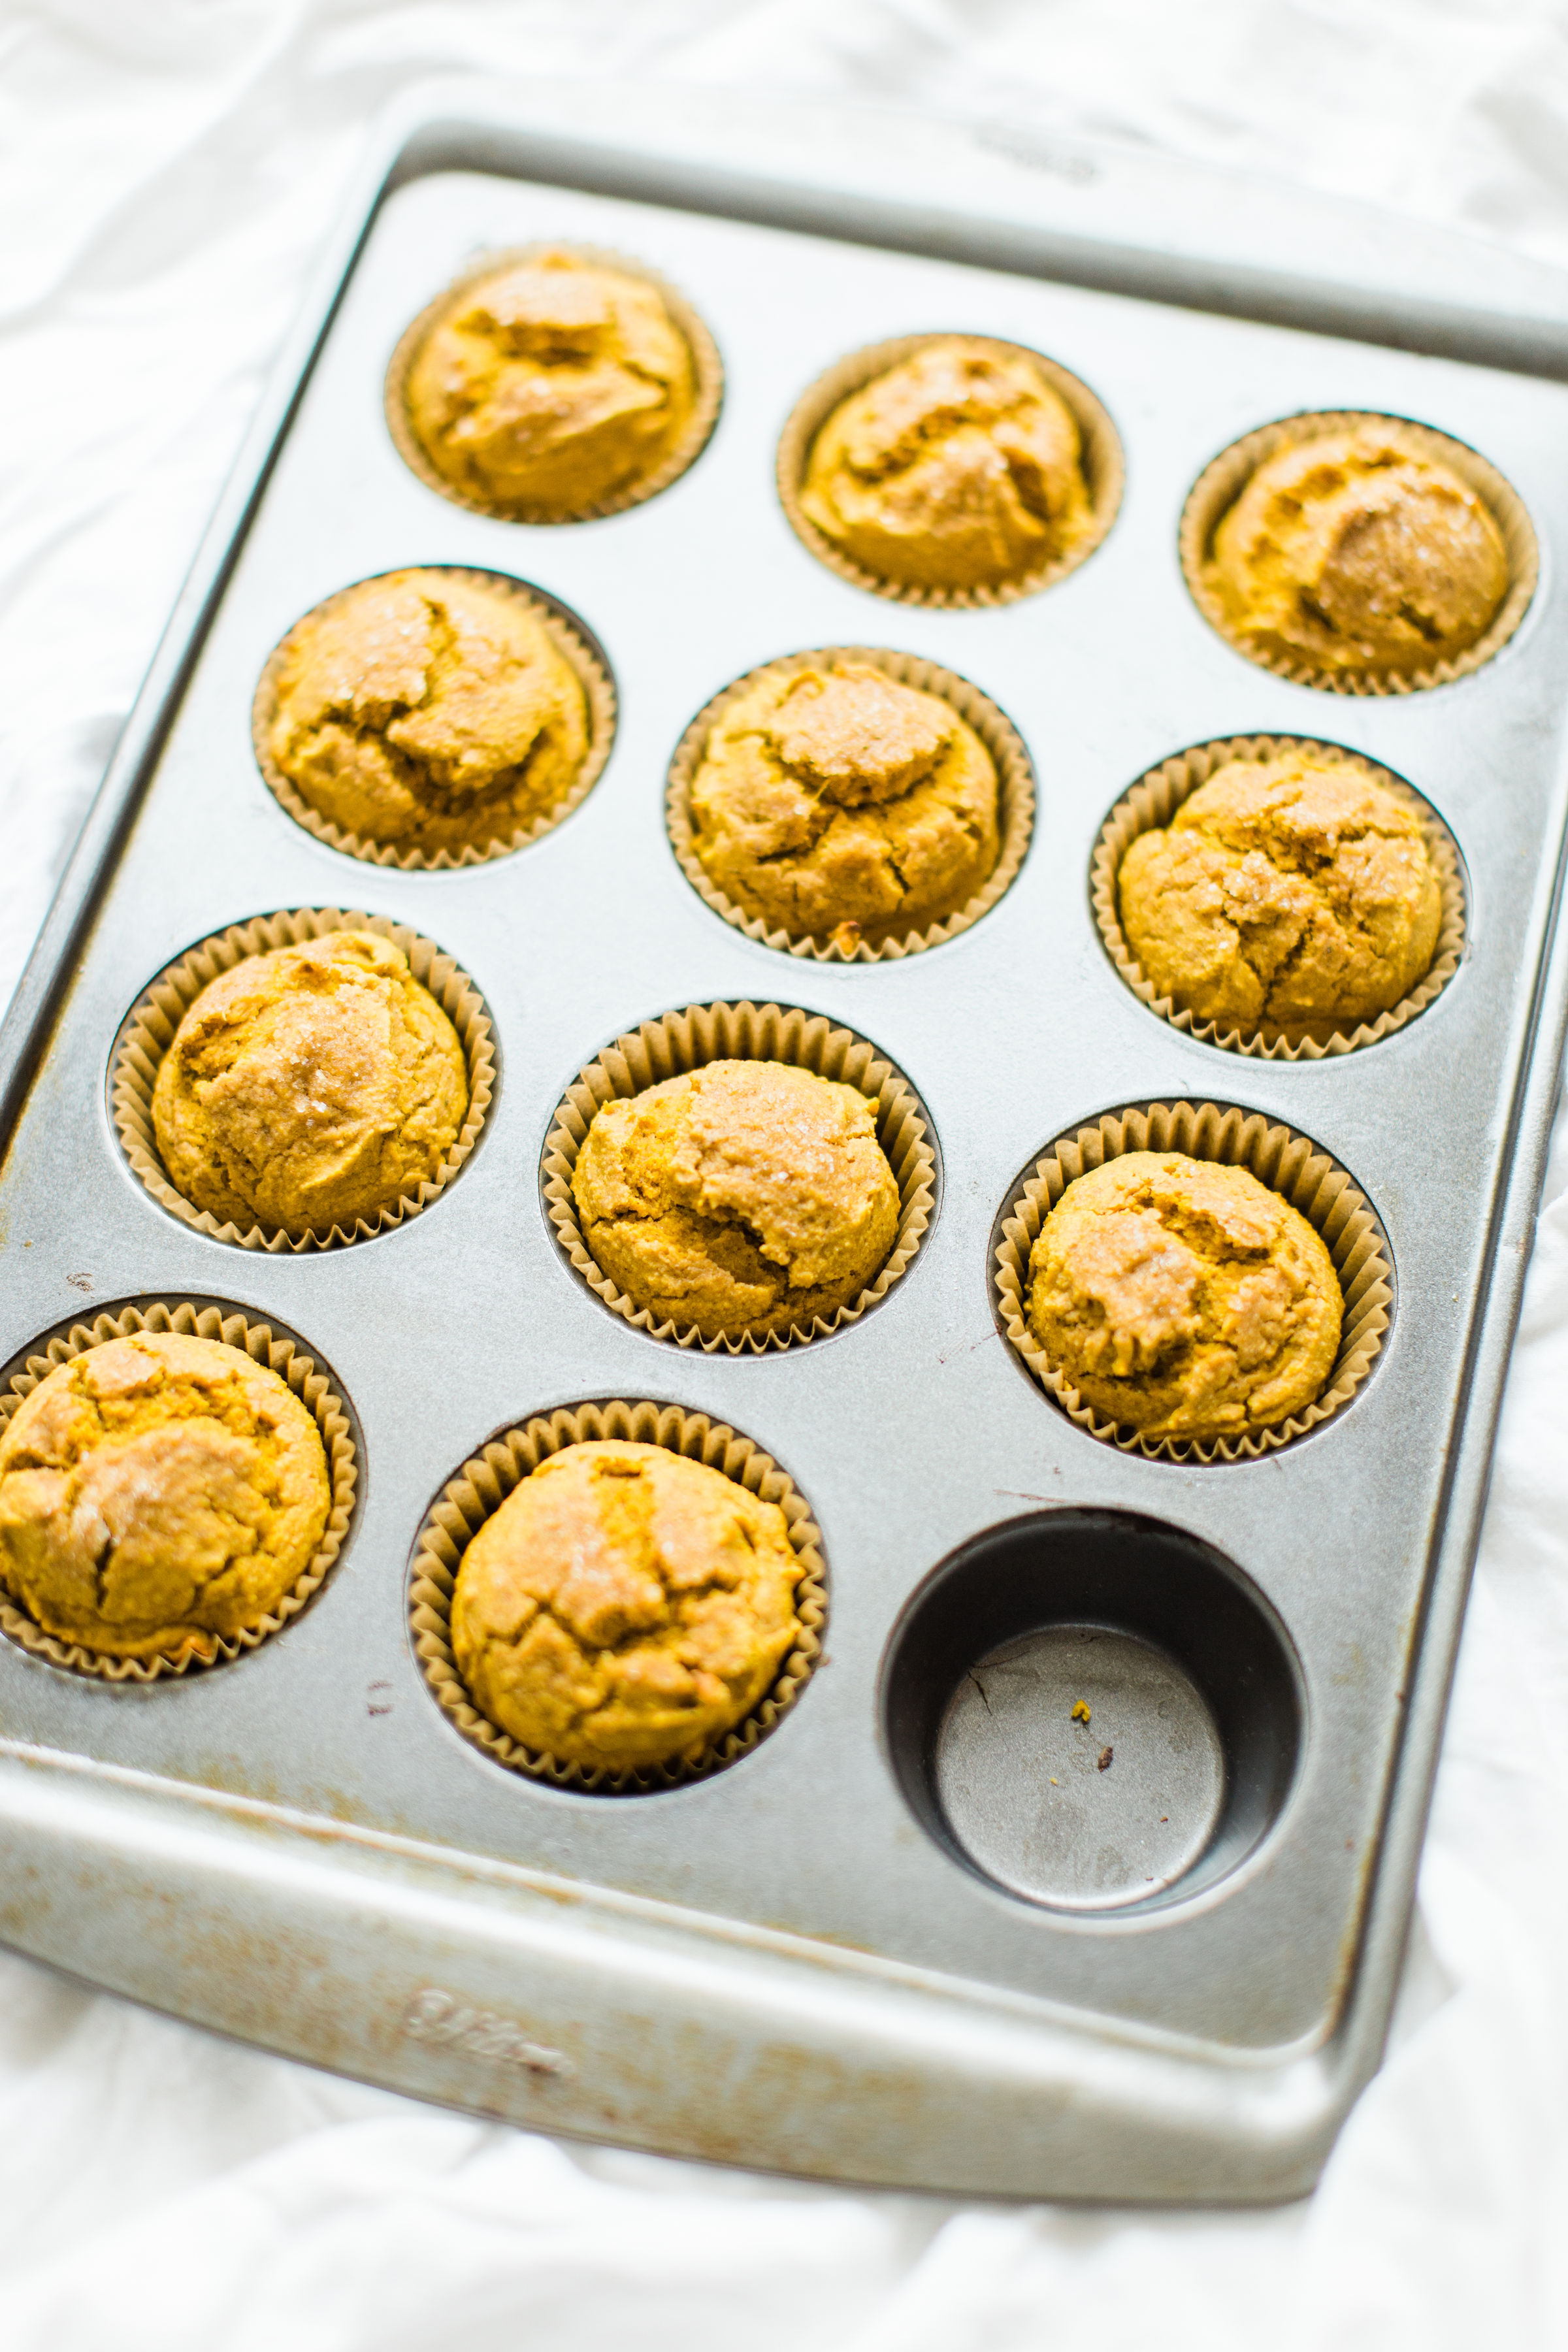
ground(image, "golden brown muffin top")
xmin=450 ymin=1440 xmax=802 ymax=1771
xmin=0 ymin=1331 xmax=331 ymax=1660
xmin=151 ymin=930 xmax=470 ymax=1240
xmin=403 ymin=249 xmax=698 ymax=515
xmin=1207 ymin=427 xmax=1508 ymax=678
xmin=1026 ymin=1153 xmax=1343 ymax=1441
xmin=688 ymin=660 xmax=1001 ymax=947
xmin=267 ymin=570 xmax=589 ymax=857
xmin=572 ymin=1058 xmax=900 ymax=1341
xmin=799 ymin=337 xmax=1092 ymax=593
xmin=1117 ymin=753 xmax=1443 ymax=1041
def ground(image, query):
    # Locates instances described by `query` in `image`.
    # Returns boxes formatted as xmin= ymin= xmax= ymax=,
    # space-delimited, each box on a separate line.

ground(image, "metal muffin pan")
xmin=3 ymin=79 xmax=1568 ymax=2204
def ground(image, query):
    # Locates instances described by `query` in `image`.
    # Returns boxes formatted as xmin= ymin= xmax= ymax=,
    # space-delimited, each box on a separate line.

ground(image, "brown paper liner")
xmin=1179 ymin=410 xmax=1538 ymax=694
xmin=542 ymin=1001 xmax=937 ymax=1353
xmin=992 ymin=1102 xmax=1392 ymax=1463
xmin=252 ymin=567 xmax=616 ymax=870
xmin=1091 ymin=736 xmax=1467 ymax=1059
xmin=0 ymin=1301 xmax=358 ymax=1679
xmin=665 ymin=646 xmax=1035 ymax=962
xmin=776 ymin=332 xmax=1123 ymax=609
xmin=109 ymin=908 xmax=497 ymax=1251
xmin=408 ymin=1399 xmax=826 ymax=1792
xmin=384 ymin=242 xmax=723 ymax=525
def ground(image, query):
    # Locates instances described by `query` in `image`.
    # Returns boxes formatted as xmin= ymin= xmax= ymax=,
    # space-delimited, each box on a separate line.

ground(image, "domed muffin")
xmin=0 ymin=1331 xmax=331 ymax=1661
xmin=450 ymin=1440 xmax=802 ymax=1772
xmin=687 ymin=659 xmax=1000 ymax=947
xmin=402 ymin=248 xmax=700 ymax=517
xmin=572 ymin=1059 xmax=900 ymax=1341
xmin=1205 ymin=426 xmax=1508 ymax=679
xmin=265 ymin=570 xmax=590 ymax=858
xmin=1026 ymin=1152 xmax=1343 ymax=1441
xmin=152 ymin=930 xmax=469 ymax=1239
xmin=1117 ymin=751 xmax=1443 ymax=1041
xmin=798 ymin=336 xmax=1094 ymax=595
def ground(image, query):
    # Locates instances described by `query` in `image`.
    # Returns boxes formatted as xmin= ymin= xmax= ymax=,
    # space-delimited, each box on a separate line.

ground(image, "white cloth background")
xmin=3 ymin=3 xmax=1568 ymax=2343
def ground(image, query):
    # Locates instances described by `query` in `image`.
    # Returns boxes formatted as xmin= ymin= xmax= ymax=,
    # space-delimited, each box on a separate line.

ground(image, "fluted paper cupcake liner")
xmin=777 ymin=331 xmax=1123 ymax=609
xmin=408 ymin=1398 xmax=825 ymax=1792
xmin=1179 ymin=409 xmax=1538 ymax=694
xmin=384 ymin=241 xmax=723 ymax=525
xmin=252 ymin=566 xmax=615 ymax=870
xmin=992 ymin=1101 xmax=1392 ymax=1463
xmin=110 ymin=907 xmax=497 ymax=1250
xmin=1091 ymin=734 xmax=1467 ymax=1058
xmin=666 ymin=645 xmax=1035 ymax=961
xmin=0 ymin=1301 xmax=357 ymax=1679
xmin=542 ymin=1000 xmax=937 ymax=1353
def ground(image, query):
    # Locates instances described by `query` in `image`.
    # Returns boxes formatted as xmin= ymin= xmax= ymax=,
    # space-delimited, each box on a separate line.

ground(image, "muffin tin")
xmin=3 ymin=80 xmax=1568 ymax=2204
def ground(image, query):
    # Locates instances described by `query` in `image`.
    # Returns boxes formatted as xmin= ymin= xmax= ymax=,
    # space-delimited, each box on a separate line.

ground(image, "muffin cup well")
xmin=542 ymin=1001 xmax=937 ymax=1354
xmin=408 ymin=1398 xmax=826 ymax=1793
xmin=666 ymin=645 xmax=1036 ymax=962
xmin=776 ymin=332 xmax=1124 ymax=610
xmin=252 ymin=567 xmax=616 ymax=870
xmin=0 ymin=1301 xmax=358 ymax=1680
xmin=1092 ymin=735 xmax=1467 ymax=1059
xmin=110 ymin=907 xmax=497 ymax=1251
xmin=384 ymin=241 xmax=723 ymax=525
xmin=992 ymin=1101 xmax=1392 ymax=1463
xmin=1179 ymin=409 xmax=1538 ymax=694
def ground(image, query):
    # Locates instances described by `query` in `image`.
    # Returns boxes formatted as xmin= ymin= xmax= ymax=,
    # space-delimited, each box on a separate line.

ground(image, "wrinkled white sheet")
xmin=3 ymin=4 xmax=1567 ymax=2343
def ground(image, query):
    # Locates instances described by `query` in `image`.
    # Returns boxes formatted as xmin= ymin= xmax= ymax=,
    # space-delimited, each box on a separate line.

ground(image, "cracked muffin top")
xmin=0 ymin=1331 xmax=331 ymax=1661
xmin=1117 ymin=751 xmax=1443 ymax=1041
xmin=266 ymin=570 xmax=590 ymax=857
xmin=798 ymin=336 xmax=1093 ymax=595
xmin=687 ymin=659 xmax=1000 ymax=949
xmin=572 ymin=1059 xmax=900 ymax=1341
xmin=152 ymin=930 xmax=470 ymax=1240
xmin=1204 ymin=427 xmax=1509 ymax=679
xmin=1026 ymin=1152 xmax=1343 ymax=1441
xmin=450 ymin=1440 xmax=803 ymax=1772
xmin=402 ymin=248 xmax=699 ymax=516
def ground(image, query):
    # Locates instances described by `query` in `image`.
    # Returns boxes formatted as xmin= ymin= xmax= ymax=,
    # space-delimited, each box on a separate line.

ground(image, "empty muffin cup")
xmin=992 ymin=1101 xmax=1392 ymax=1463
xmin=408 ymin=1398 xmax=826 ymax=1792
xmin=1092 ymin=735 xmax=1467 ymax=1058
xmin=0 ymin=1299 xmax=358 ymax=1680
xmin=542 ymin=1000 xmax=938 ymax=1354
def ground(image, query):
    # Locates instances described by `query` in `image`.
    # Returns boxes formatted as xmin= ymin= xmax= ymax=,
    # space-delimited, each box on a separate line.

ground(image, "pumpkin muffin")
xmin=688 ymin=659 xmax=1000 ymax=945
xmin=0 ymin=1331 xmax=331 ymax=1661
xmin=450 ymin=1440 xmax=802 ymax=1771
xmin=572 ymin=1059 xmax=900 ymax=1341
xmin=402 ymin=248 xmax=699 ymax=516
xmin=1205 ymin=426 xmax=1508 ymax=679
xmin=799 ymin=336 xmax=1093 ymax=595
xmin=265 ymin=570 xmax=590 ymax=857
xmin=1117 ymin=751 xmax=1443 ymax=1041
xmin=1026 ymin=1152 xmax=1343 ymax=1441
xmin=152 ymin=930 xmax=469 ymax=1239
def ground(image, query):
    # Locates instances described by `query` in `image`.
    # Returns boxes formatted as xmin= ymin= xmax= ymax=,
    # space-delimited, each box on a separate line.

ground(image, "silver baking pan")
xmin=3 ymin=75 xmax=1568 ymax=2204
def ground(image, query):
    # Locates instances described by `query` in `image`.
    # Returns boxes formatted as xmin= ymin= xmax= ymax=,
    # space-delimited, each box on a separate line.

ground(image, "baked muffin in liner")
xmin=251 ymin=567 xmax=616 ymax=870
xmin=110 ymin=908 xmax=496 ymax=1250
xmin=1179 ymin=410 xmax=1537 ymax=694
xmin=384 ymin=242 xmax=723 ymax=525
xmin=408 ymin=1398 xmax=825 ymax=1792
xmin=665 ymin=645 xmax=1036 ymax=962
xmin=992 ymin=1101 xmax=1392 ymax=1463
xmin=1091 ymin=734 xmax=1467 ymax=1059
xmin=542 ymin=1000 xmax=936 ymax=1354
xmin=0 ymin=1301 xmax=357 ymax=1680
xmin=776 ymin=331 xmax=1123 ymax=610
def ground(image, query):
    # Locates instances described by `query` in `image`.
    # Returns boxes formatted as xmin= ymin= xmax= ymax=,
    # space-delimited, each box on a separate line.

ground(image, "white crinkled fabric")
xmin=3 ymin=3 xmax=1567 ymax=2344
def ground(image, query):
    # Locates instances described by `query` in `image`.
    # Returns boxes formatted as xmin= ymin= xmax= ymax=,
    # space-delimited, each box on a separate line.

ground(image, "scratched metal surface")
xmin=2 ymin=84 xmax=1567 ymax=2199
